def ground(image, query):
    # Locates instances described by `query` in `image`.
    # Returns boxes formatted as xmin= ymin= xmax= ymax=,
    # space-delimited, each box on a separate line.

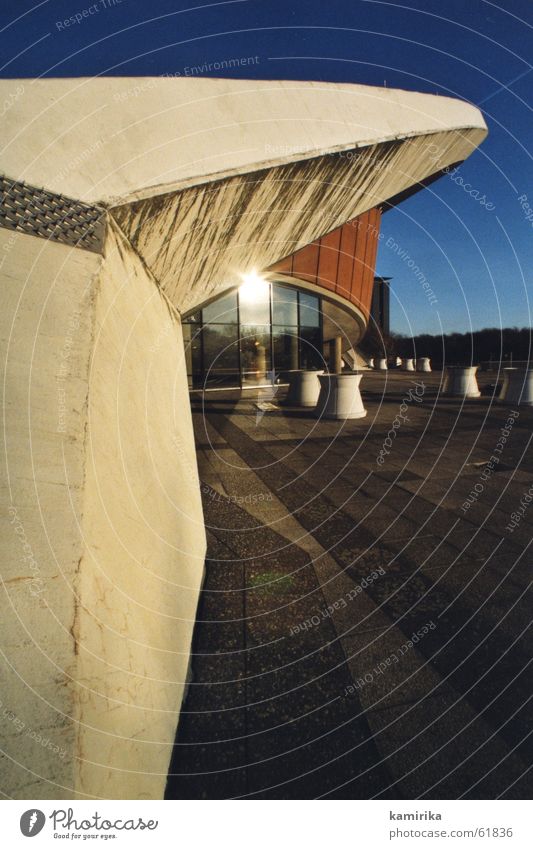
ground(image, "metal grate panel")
xmin=0 ymin=176 xmax=105 ymax=253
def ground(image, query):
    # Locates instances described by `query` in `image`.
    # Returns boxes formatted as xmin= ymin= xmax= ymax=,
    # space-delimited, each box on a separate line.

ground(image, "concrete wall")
xmin=76 ymin=220 xmax=205 ymax=799
xmin=0 ymin=222 xmax=206 ymax=799
xmin=0 ymin=229 xmax=101 ymax=797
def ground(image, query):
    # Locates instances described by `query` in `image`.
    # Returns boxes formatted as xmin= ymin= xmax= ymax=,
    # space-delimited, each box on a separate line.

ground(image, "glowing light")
xmin=239 ymin=270 xmax=270 ymax=303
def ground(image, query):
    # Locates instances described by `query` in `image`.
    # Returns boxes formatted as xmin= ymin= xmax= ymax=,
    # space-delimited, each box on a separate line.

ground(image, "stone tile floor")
xmin=165 ymin=370 xmax=533 ymax=799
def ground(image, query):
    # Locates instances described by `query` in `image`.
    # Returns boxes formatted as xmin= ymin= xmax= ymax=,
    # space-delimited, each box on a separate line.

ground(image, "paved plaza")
xmin=166 ymin=370 xmax=532 ymax=799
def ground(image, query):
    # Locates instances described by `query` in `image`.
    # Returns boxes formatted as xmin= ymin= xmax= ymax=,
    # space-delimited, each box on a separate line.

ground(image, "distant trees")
xmin=358 ymin=321 xmax=397 ymax=358
xmin=360 ymin=326 xmax=532 ymax=366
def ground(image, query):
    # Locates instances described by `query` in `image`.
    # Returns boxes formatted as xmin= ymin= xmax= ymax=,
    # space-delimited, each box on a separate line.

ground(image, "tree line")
xmin=361 ymin=325 xmax=532 ymax=367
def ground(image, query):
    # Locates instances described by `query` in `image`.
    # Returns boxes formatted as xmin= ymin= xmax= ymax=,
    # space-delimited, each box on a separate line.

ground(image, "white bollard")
xmin=443 ymin=366 xmax=481 ymax=398
xmin=315 ymin=373 xmax=367 ymax=420
xmin=377 ymin=358 xmax=388 ymax=370
xmin=417 ymin=357 xmax=431 ymax=372
xmin=499 ymin=367 xmax=533 ymax=406
xmin=395 ymin=356 xmax=402 ymax=367
xmin=285 ymin=370 xmax=323 ymax=407
xmin=498 ymin=368 xmax=515 ymax=404
xmin=368 ymin=358 xmax=374 ymax=369
xmin=403 ymin=358 xmax=415 ymax=372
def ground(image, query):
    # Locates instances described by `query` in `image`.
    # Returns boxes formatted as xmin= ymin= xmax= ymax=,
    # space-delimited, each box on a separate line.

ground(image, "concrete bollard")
xmin=285 ymin=370 xmax=323 ymax=407
xmin=499 ymin=367 xmax=533 ymax=406
xmin=315 ymin=373 xmax=367 ymax=420
xmin=403 ymin=358 xmax=415 ymax=371
xmin=498 ymin=368 xmax=515 ymax=402
xmin=443 ymin=365 xmax=481 ymax=398
xmin=417 ymin=357 xmax=431 ymax=372
xmin=377 ymin=358 xmax=388 ymax=370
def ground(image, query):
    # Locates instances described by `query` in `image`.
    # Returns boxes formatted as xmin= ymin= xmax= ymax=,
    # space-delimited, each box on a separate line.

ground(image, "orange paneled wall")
xmin=268 ymin=207 xmax=382 ymax=319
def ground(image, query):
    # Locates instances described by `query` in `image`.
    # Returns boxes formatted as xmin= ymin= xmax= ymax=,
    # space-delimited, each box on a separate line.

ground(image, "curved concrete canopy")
xmin=1 ymin=76 xmax=486 ymax=206
xmin=112 ymin=125 xmax=486 ymax=314
xmin=1 ymin=77 xmax=487 ymax=316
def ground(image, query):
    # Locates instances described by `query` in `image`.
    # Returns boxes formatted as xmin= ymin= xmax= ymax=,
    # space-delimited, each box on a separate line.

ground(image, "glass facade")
xmin=183 ymin=282 xmax=324 ymax=389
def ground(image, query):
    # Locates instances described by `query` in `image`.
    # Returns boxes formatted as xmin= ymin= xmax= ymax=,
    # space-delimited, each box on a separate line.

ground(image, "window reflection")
xmin=272 ymin=326 xmax=299 ymax=372
xmin=300 ymin=327 xmax=324 ymax=370
xmin=184 ymin=282 xmax=325 ymax=388
xmin=183 ymin=323 xmax=203 ymax=389
xmin=239 ymin=284 xmax=270 ymax=326
xmin=272 ymin=284 xmax=298 ymax=326
xmin=299 ymin=292 xmax=320 ymax=327
xmin=203 ymin=324 xmax=240 ymax=387
xmin=240 ymin=327 xmax=271 ymax=384
xmin=202 ymin=291 xmax=238 ymax=324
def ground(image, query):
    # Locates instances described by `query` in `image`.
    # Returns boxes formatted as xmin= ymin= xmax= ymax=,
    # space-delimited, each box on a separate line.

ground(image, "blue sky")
xmin=1 ymin=0 xmax=532 ymax=335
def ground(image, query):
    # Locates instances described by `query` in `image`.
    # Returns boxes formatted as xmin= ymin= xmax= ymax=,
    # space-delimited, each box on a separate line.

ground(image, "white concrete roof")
xmin=0 ymin=77 xmax=487 ymax=205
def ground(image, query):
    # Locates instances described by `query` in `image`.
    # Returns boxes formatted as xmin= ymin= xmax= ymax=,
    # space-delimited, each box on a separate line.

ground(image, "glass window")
xmin=299 ymin=292 xmax=320 ymax=328
xmin=202 ymin=291 xmax=238 ymax=324
xmin=203 ymin=324 xmax=239 ymax=376
xmin=185 ymin=282 xmax=325 ymax=388
xmin=273 ymin=326 xmax=300 ymax=372
xmin=272 ymin=284 xmax=298 ymax=326
xmin=238 ymin=283 xmax=271 ymax=326
xmin=183 ymin=323 xmax=203 ymax=389
xmin=240 ymin=327 xmax=272 ymax=383
xmin=300 ymin=327 xmax=325 ymax=370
